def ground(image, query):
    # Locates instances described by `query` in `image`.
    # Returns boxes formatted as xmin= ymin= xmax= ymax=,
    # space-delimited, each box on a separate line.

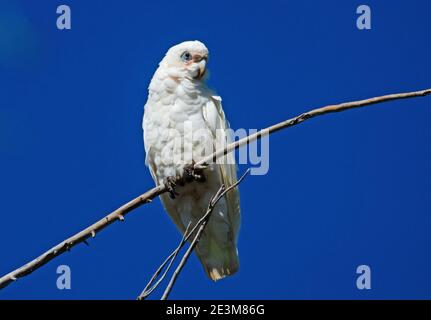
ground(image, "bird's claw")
xmin=194 ymin=163 xmax=208 ymax=171
xmin=164 ymin=176 xmax=179 ymax=199
xmin=164 ymin=162 xmax=207 ymax=198
xmin=184 ymin=162 xmax=206 ymax=183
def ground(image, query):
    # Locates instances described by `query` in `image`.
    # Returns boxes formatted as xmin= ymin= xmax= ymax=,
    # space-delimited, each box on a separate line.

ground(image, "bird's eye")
xmin=181 ymin=51 xmax=192 ymax=62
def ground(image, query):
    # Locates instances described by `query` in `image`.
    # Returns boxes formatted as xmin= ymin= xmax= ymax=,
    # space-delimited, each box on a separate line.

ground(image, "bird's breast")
xmin=144 ymin=84 xmax=213 ymax=183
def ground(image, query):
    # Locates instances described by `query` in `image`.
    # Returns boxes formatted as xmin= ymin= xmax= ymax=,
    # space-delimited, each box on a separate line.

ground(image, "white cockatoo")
xmin=142 ymin=41 xmax=240 ymax=281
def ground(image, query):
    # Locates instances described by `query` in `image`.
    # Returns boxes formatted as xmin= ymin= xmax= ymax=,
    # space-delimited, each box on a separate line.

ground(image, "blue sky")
xmin=1 ymin=0 xmax=431 ymax=299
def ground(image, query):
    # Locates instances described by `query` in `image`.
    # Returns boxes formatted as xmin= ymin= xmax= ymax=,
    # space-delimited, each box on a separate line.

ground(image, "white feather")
xmin=143 ymin=41 xmax=241 ymax=280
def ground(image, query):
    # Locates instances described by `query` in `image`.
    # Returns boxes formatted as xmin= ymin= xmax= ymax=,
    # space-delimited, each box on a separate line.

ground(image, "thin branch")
xmin=0 ymin=87 xmax=429 ymax=290
xmin=196 ymin=88 xmax=431 ymax=166
xmin=161 ymin=222 xmax=209 ymax=301
xmin=159 ymin=169 xmax=250 ymax=300
xmin=0 ymin=186 xmax=166 ymax=289
xmin=137 ymin=183 xmax=233 ymax=300
xmin=138 ymin=221 xmax=192 ymax=299
xmin=138 ymin=170 xmax=249 ymax=300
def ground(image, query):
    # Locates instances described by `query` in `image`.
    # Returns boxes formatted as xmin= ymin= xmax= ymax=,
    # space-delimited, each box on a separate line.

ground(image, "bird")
xmin=142 ymin=40 xmax=240 ymax=281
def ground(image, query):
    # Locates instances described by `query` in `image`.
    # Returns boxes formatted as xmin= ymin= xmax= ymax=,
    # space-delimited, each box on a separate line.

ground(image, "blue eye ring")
xmin=181 ymin=51 xmax=192 ymax=62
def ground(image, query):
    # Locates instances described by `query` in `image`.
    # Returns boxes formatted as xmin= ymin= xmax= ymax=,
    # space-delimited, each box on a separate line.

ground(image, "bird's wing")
xmin=142 ymin=104 xmax=153 ymax=166
xmin=202 ymin=96 xmax=240 ymax=235
xmin=142 ymin=103 xmax=159 ymax=183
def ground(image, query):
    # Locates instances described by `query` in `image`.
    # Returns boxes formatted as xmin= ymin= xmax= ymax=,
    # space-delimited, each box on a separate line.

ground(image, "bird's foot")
xmin=163 ymin=176 xmax=179 ymax=199
xmin=184 ymin=161 xmax=207 ymax=183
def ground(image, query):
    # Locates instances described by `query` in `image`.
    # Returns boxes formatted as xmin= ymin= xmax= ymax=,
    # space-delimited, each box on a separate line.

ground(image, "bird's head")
xmin=160 ymin=40 xmax=209 ymax=81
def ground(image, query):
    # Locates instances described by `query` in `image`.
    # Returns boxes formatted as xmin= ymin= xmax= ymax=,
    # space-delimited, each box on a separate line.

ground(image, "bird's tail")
xmin=195 ymin=236 xmax=239 ymax=281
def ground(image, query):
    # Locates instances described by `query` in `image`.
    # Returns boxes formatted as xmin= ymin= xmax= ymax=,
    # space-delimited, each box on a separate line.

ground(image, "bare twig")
xmin=0 ymin=87 xmax=430 ymax=291
xmin=0 ymin=185 xmax=166 ymax=289
xmin=137 ymin=171 xmax=248 ymax=300
xmin=159 ymin=169 xmax=250 ymax=300
xmin=138 ymin=221 xmax=192 ymax=299
xmin=196 ymin=88 xmax=431 ymax=166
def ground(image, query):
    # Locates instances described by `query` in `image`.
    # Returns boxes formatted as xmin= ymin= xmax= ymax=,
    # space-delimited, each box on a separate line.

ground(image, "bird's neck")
xmin=150 ymin=67 xmax=208 ymax=98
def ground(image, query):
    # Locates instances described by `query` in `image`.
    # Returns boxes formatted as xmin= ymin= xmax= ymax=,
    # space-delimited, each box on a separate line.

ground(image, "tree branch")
xmin=137 ymin=221 xmax=192 ymax=299
xmin=0 ymin=87 xmax=429 ymax=291
xmin=137 ymin=169 xmax=250 ymax=300
xmin=0 ymin=186 xmax=166 ymax=289
xmin=160 ymin=170 xmax=250 ymax=300
xmin=196 ymin=88 xmax=431 ymax=167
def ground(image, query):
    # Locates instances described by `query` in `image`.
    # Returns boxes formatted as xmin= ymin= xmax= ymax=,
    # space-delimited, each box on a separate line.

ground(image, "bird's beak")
xmin=197 ymin=61 xmax=206 ymax=79
xmin=194 ymin=55 xmax=208 ymax=80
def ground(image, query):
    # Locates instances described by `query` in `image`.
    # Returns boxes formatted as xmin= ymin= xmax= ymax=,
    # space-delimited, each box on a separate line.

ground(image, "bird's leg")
xmin=164 ymin=161 xmax=208 ymax=198
xmin=194 ymin=163 xmax=207 ymax=182
xmin=163 ymin=176 xmax=179 ymax=199
xmin=183 ymin=161 xmax=207 ymax=183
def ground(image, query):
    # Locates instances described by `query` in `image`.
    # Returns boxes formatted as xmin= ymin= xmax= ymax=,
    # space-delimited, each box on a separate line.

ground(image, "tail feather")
xmin=195 ymin=237 xmax=239 ymax=281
